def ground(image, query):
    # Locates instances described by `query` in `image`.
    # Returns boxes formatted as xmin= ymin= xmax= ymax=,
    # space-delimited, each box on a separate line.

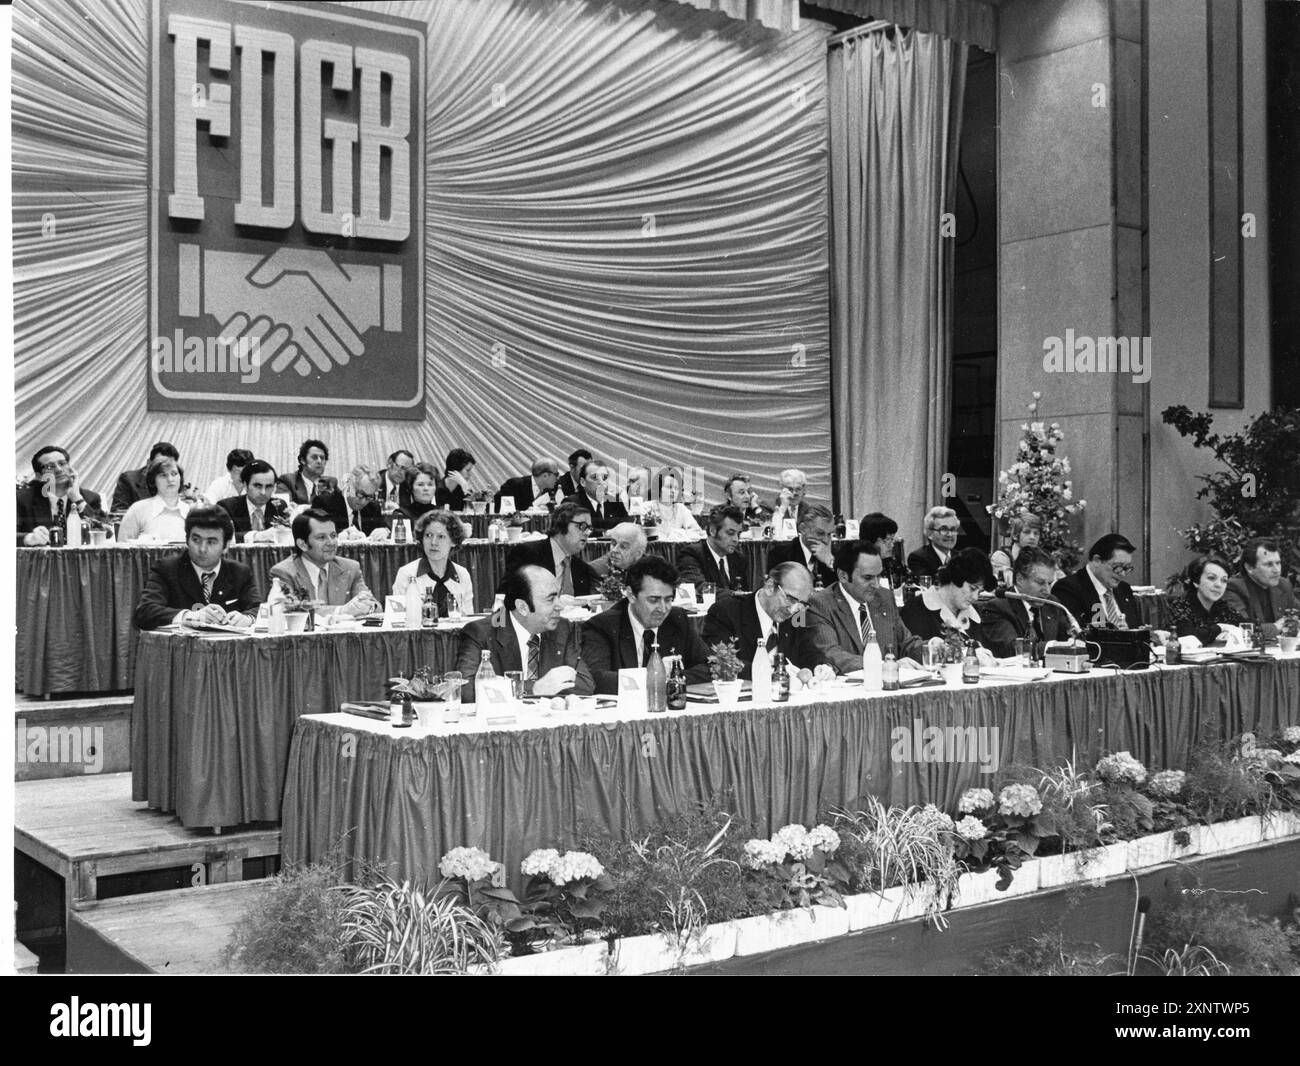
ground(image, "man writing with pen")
xmin=134 ymin=506 xmax=261 ymax=629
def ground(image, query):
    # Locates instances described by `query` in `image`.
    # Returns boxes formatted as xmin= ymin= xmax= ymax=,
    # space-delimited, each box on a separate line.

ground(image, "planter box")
xmin=1126 ymin=831 xmax=1174 ymax=870
xmin=1036 ymin=851 xmax=1100 ymax=889
xmin=844 ymin=892 xmax=896 ymax=932
xmin=1084 ymin=842 xmax=1130 ymax=882
xmin=1262 ymin=811 xmax=1300 ymax=842
xmin=953 ymin=861 xmax=1039 ymax=909
xmin=494 ymin=940 xmax=608 ymax=976
xmin=1202 ymin=816 xmax=1266 ymax=854
xmin=1168 ymin=824 xmax=1204 ymax=858
xmin=607 ymin=922 xmax=737 ymax=975
xmin=732 ymin=905 xmax=850 ymax=957
xmin=879 ymin=883 xmax=931 ymax=923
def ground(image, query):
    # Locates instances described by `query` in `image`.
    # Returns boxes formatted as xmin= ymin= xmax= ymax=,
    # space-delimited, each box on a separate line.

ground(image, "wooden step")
xmin=14 ymin=938 xmax=41 ymax=975
xmin=67 ymin=881 xmax=264 ymax=974
xmin=13 ymin=695 xmax=134 ymax=780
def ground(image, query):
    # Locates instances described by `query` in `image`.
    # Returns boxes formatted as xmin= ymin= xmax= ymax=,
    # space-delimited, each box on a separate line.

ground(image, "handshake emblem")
xmin=179 ymin=245 xmax=402 ymax=379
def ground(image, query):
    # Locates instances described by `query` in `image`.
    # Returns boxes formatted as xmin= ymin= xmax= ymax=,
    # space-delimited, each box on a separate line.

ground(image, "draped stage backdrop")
xmin=13 ymin=0 xmax=831 ymax=504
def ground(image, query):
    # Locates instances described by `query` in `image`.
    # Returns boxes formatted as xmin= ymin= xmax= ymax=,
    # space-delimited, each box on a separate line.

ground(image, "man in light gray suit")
xmin=804 ymin=541 xmax=924 ymax=673
xmin=270 ymin=507 xmax=379 ymax=617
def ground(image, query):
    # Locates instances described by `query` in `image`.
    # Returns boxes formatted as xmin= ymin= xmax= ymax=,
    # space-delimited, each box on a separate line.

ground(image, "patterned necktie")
xmin=1026 ymin=604 xmax=1042 ymax=641
xmin=642 ymin=629 xmax=655 ymax=667
xmin=527 ymin=635 xmax=541 ymax=679
xmin=1103 ymin=590 xmax=1123 ymax=626
xmin=56 ymin=498 xmax=66 ymax=523
xmin=559 ymin=556 xmax=574 ymax=596
xmin=201 ymin=571 xmax=214 ymax=603
xmin=250 ymin=506 xmax=264 ymax=532
xmin=858 ymin=601 xmax=875 ymax=646
xmin=316 ymin=565 xmax=327 ymax=603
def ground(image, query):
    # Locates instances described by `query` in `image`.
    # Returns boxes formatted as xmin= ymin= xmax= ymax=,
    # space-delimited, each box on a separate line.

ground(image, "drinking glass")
xmin=505 ymin=670 xmax=525 ymax=700
xmin=700 ymin=582 xmax=717 ymax=608
xmin=1239 ymin=623 xmax=1256 ymax=649
xmin=1013 ymin=637 xmax=1034 ymax=667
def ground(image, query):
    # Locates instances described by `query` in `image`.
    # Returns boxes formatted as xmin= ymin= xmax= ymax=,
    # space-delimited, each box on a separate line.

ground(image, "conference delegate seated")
xmin=495 ymin=457 xmax=563 ymax=513
xmin=675 ymin=504 xmax=748 ymax=593
xmin=1166 ymin=555 xmax=1245 ymax=645
xmin=769 ymin=468 xmax=807 ymax=529
xmin=558 ymin=448 xmax=592 ymax=499
xmin=766 ymin=501 xmax=838 ymax=587
xmin=276 ymin=438 xmax=348 ymax=530
xmin=652 ymin=468 xmax=702 ymax=534
xmin=723 ymin=473 xmax=771 ymax=526
xmin=454 ymin=565 xmax=594 ymax=702
xmin=218 ymin=459 xmax=284 ymax=538
xmin=391 ymin=510 xmax=475 ymax=614
xmin=204 ymin=447 xmax=253 ymax=505
xmin=989 ymin=512 xmax=1043 ymax=586
xmin=1051 ymin=533 xmax=1143 ymax=630
xmin=399 ymin=461 xmax=440 ymax=524
xmin=582 ymin=555 xmax=712 ymax=694
xmin=701 ymin=562 xmax=828 ymax=679
xmin=435 ymin=448 xmax=476 ymax=512
xmin=858 ymin=512 xmax=904 ymax=587
xmin=804 ymin=541 xmax=924 ymax=673
xmin=17 ymin=445 xmax=104 ymax=546
xmin=1223 ymin=538 xmax=1298 ymax=638
xmin=133 ymin=506 xmax=260 ymax=630
xmin=905 ymin=506 xmax=960 ymax=578
xmin=269 ymin=508 xmax=379 ymax=617
xmin=341 ymin=464 xmax=387 ymax=535
xmin=589 ymin=522 xmax=647 ymax=580
xmin=382 ymin=449 xmax=415 ymax=512
xmin=503 ymin=501 xmax=597 ymax=596
xmin=112 ymin=440 xmax=179 ymax=513
xmin=118 ymin=456 xmax=194 ymax=542
xmin=563 ymin=459 xmax=628 ymax=532
xmin=899 ymin=548 xmax=993 ymax=647
xmin=978 ymin=546 xmax=1069 ymax=658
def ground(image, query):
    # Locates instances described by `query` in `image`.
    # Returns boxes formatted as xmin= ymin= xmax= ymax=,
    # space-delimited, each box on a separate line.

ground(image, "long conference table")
xmin=280 ymin=655 xmax=1300 ymax=888
xmin=16 ymin=532 xmax=1170 ymax=696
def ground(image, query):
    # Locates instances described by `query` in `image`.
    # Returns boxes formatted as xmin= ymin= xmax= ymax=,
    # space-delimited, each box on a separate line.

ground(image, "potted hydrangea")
xmin=1277 ymin=609 xmax=1299 ymax=654
xmin=708 ymin=638 xmax=744 ymax=710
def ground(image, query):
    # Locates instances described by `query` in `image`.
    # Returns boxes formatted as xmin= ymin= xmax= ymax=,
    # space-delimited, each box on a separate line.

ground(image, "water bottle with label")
xmin=666 ymin=656 xmax=687 ymax=710
xmin=646 ymin=637 xmax=667 ymax=713
xmin=65 ymin=506 xmax=82 ymax=548
xmin=772 ymin=652 xmax=790 ymax=702
xmin=962 ymin=640 xmax=981 ymax=684
xmin=861 ymin=631 xmax=883 ymax=691
xmin=751 ymin=643 xmax=771 ymax=703
xmin=469 ymin=649 xmax=494 ymax=718
xmin=882 ymin=652 xmax=899 ymax=690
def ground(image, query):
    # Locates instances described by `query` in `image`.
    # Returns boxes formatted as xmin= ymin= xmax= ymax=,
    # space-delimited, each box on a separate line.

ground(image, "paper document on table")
xmin=181 ymin=622 xmax=251 ymax=635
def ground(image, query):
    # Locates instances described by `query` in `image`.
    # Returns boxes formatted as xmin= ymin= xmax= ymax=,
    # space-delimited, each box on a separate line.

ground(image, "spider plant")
xmin=1141 ymin=944 xmax=1231 ymax=976
xmin=1034 ymin=758 xmax=1110 ymax=853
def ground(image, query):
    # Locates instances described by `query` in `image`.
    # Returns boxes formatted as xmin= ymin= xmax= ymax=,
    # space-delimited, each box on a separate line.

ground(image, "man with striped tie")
xmin=1051 ymin=533 xmax=1142 ymax=631
xmin=133 ymin=506 xmax=260 ymax=629
xmin=803 ymin=541 xmax=925 ymax=674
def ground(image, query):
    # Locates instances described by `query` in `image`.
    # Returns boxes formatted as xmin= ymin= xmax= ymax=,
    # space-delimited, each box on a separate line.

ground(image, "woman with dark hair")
xmin=400 ymin=461 xmax=440 ymax=523
xmin=900 ymin=547 xmax=994 ymax=648
xmin=119 ymin=457 xmax=193 ymax=542
xmin=859 ymin=511 xmax=902 ymax=586
xmin=1166 ymin=555 xmax=1244 ymax=645
xmin=392 ymin=510 xmax=474 ymax=613
xmin=651 ymin=467 xmax=701 ymax=534
xmin=435 ymin=448 xmax=476 ymax=511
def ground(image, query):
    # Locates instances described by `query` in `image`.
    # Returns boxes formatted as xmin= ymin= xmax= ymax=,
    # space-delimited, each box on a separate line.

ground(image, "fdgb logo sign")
xmin=149 ymin=0 xmax=425 ymax=417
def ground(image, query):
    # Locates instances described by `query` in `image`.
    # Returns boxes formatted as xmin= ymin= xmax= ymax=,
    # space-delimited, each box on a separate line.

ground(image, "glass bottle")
xmin=882 ymin=652 xmax=899 ymax=691
xmin=421 ymin=588 xmax=438 ymax=628
xmin=962 ymin=640 xmax=981 ymax=684
xmin=469 ymin=649 xmax=494 ymax=718
xmin=772 ymin=652 xmax=790 ymax=702
xmin=646 ymin=637 xmax=667 ymax=713
xmin=861 ymin=631 xmax=882 ymax=691
xmin=666 ymin=656 xmax=687 ymax=710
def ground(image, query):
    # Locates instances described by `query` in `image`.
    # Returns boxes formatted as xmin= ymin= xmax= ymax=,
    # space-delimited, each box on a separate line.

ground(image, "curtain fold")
xmin=828 ymin=28 xmax=965 ymax=540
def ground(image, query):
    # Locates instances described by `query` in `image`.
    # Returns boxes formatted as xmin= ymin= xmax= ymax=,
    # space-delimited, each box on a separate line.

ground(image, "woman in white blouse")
xmin=119 ymin=457 xmax=192 ymax=542
xmin=391 ymin=510 xmax=475 ymax=614
xmin=652 ymin=468 xmax=702 ymax=534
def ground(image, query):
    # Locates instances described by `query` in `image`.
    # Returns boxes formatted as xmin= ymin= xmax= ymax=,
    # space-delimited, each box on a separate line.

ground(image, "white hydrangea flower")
xmin=773 ymin=823 xmax=814 ymax=860
xmin=548 ymin=851 xmax=604 ymax=887
xmin=1282 ymin=726 xmax=1300 ymax=744
xmin=1096 ymin=751 xmax=1147 ymax=786
xmin=1284 ymin=751 xmax=1300 ymax=765
xmin=999 ymin=783 xmax=1043 ymax=817
xmin=1147 ymin=769 xmax=1186 ymax=798
xmin=743 ymin=838 xmax=786 ymax=869
xmin=920 ymin=804 xmax=954 ymax=832
xmin=959 ymin=788 xmax=995 ymax=813
xmin=439 ymin=846 xmax=496 ymax=882
xmin=955 ymin=816 xmax=988 ymax=841
xmin=806 ymin=824 xmax=841 ymax=856
xmin=521 ymin=848 xmax=561 ymax=878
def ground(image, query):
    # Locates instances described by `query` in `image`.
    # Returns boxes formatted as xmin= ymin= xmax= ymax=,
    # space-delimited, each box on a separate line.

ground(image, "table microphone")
xmin=985 ymin=588 xmax=1085 ymax=637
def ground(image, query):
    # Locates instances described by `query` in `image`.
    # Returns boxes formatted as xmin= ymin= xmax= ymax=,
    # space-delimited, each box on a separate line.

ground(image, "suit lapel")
xmin=492 ymin=624 xmax=523 ymax=673
xmin=832 ymin=590 xmax=863 ymax=654
xmin=617 ymin=607 xmax=639 ymax=669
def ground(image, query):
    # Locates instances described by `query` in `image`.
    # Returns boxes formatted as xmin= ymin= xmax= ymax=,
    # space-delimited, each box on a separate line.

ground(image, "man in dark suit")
xmin=218 ymin=460 xmax=283 ymax=538
xmin=1051 ymin=533 xmax=1142 ymax=630
xmin=494 ymin=458 xmax=562 ymax=513
xmin=979 ymin=546 xmax=1069 ymax=657
xmin=269 ymin=508 xmax=379 ymax=617
xmin=766 ymin=502 xmax=837 ymax=588
xmin=455 ymin=565 xmax=594 ymax=701
xmin=382 ymin=449 xmax=415 ymax=513
xmin=276 ymin=438 xmax=348 ymax=529
xmin=503 ymin=501 xmax=597 ymax=597
xmin=564 ymin=460 xmax=628 ymax=533
xmin=558 ymin=448 xmax=592 ymax=499
xmin=583 ymin=555 xmax=712 ymax=693
xmin=17 ymin=445 xmax=104 ymax=546
xmin=906 ymin=506 xmax=960 ymax=578
xmin=1223 ymin=538 xmax=1298 ymax=638
xmin=134 ymin=506 xmax=260 ymax=629
xmin=111 ymin=441 xmax=179 ymax=512
xmin=590 ymin=523 xmax=647 ymax=580
xmin=804 ymin=541 xmax=924 ymax=673
xmin=724 ymin=474 xmax=771 ymax=527
xmin=676 ymin=504 xmax=748 ymax=594
xmin=701 ymin=562 xmax=828 ymax=679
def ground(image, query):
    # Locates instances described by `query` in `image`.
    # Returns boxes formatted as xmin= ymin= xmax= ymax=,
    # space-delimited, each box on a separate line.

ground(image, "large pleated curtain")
xmin=828 ymin=28 xmax=965 ymax=537
xmin=11 ymin=0 xmax=830 ymax=504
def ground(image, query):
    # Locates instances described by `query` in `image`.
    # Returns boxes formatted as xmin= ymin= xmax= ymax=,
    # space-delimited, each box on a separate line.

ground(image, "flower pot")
xmin=493 ymin=940 xmax=608 ymax=976
xmin=1262 ymin=811 xmax=1299 ymax=841
xmin=713 ymin=679 xmax=743 ymax=711
xmin=282 ymin=611 xmax=309 ymax=633
xmin=730 ymin=913 xmax=777 ymax=957
xmin=1278 ymin=635 xmax=1299 ymax=654
xmin=607 ymin=933 xmax=680 ymax=976
xmin=1082 ymin=841 xmax=1130 ymax=882
xmin=1202 ymin=816 xmax=1266 ymax=853
xmin=1126 ymin=831 xmax=1174 ymax=870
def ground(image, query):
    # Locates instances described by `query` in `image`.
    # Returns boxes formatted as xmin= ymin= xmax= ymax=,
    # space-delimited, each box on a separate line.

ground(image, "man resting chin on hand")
xmin=134 ymin=507 xmax=260 ymax=630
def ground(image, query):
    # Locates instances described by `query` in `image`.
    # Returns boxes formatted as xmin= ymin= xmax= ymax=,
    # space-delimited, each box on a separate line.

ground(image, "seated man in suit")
xmin=723 ymin=473 xmax=770 ymax=526
xmin=590 ymin=522 xmax=647 ymax=580
xmin=564 ymin=459 xmax=628 ymax=533
xmin=770 ymin=468 xmax=808 ymax=528
xmin=980 ymin=546 xmax=1069 ymax=657
xmin=503 ymin=501 xmax=597 ymax=597
xmin=906 ymin=506 xmax=959 ymax=578
xmin=765 ymin=502 xmax=837 ymax=587
xmin=455 ymin=564 xmax=594 ymax=701
xmin=218 ymin=459 xmax=286 ymax=540
xmin=342 ymin=464 xmax=387 ymax=535
xmin=18 ymin=445 xmax=104 ymax=546
xmin=558 ymin=448 xmax=592 ymax=499
xmin=494 ymin=457 xmax=563 ymax=513
xmin=859 ymin=512 xmax=904 ymax=586
xmin=804 ymin=541 xmax=924 ymax=673
xmin=277 ymin=439 xmax=348 ymax=529
xmin=583 ymin=555 xmax=713 ymax=694
xmin=1051 ymin=533 xmax=1142 ymax=630
xmin=382 ymin=449 xmax=415 ymax=512
xmin=133 ymin=506 xmax=260 ymax=629
xmin=676 ymin=504 xmax=748 ymax=594
xmin=702 ymin=562 xmax=829 ymax=679
xmin=269 ymin=508 xmax=379 ymax=617
xmin=1223 ymin=538 xmax=1298 ymax=638
xmin=112 ymin=441 xmax=179 ymax=513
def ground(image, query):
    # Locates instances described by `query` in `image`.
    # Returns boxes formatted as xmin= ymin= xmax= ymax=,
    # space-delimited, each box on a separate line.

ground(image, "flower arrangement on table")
xmin=278 ymin=580 xmax=318 ymax=614
xmin=708 ymin=638 xmax=743 ymax=682
xmin=598 ymin=569 xmax=628 ymax=602
xmin=388 ymin=666 xmax=465 ymax=701
xmin=1278 ymin=609 xmax=1300 ymax=639
xmin=741 ymin=823 xmax=848 ymax=910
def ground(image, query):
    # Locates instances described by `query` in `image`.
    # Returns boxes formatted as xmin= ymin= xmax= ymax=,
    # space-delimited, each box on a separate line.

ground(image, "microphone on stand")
xmin=985 ymin=587 xmax=1085 ymax=638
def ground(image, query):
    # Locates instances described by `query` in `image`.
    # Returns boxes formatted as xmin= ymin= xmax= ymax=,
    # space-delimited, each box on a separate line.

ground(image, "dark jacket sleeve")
xmin=678 ymin=615 xmax=713 ymax=684
xmin=230 ymin=565 xmax=262 ymax=616
xmin=561 ymin=622 xmax=596 ymax=696
xmin=580 ymin=615 xmax=623 ymax=695
xmin=802 ymin=596 xmax=860 ymax=675
xmin=675 ymin=546 xmax=708 ymax=588
xmin=455 ymin=621 xmax=492 ymax=702
xmin=111 ymin=472 xmax=137 ymax=514
xmin=978 ymin=600 xmax=1022 ymax=659
xmin=134 ymin=561 xmax=182 ymax=630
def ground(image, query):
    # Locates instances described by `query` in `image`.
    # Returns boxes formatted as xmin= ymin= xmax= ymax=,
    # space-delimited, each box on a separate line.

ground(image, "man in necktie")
xmin=1051 ymin=533 xmax=1142 ymax=631
xmin=676 ymin=504 xmax=749 ymax=595
xmin=563 ymin=460 xmax=628 ymax=533
xmin=589 ymin=522 xmax=648 ymax=581
xmin=134 ymin=506 xmax=260 ymax=629
xmin=701 ymin=562 xmax=831 ymax=680
xmin=383 ymin=449 xmax=415 ymax=513
xmin=980 ymin=546 xmax=1069 ymax=658
xmin=218 ymin=460 xmax=281 ymax=541
xmin=17 ymin=445 xmax=105 ymax=546
xmin=804 ymin=541 xmax=924 ymax=673
xmin=503 ymin=501 xmax=598 ymax=598
xmin=269 ymin=508 xmax=379 ymax=617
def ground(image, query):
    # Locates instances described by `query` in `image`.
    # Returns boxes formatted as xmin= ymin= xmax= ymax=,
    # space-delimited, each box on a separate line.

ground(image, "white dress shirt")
xmin=120 ymin=496 xmax=190 ymax=542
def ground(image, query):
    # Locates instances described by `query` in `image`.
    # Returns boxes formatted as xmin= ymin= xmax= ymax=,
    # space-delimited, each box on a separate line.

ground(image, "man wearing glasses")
xmin=18 ymin=446 xmax=104 ymax=546
xmin=503 ymin=501 xmax=598 ymax=597
xmin=906 ymin=506 xmax=961 ymax=578
xmin=1051 ymin=533 xmax=1142 ymax=630
xmin=383 ymin=449 xmax=415 ymax=512
xmin=701 ymin=561 xmax=830 ymax=680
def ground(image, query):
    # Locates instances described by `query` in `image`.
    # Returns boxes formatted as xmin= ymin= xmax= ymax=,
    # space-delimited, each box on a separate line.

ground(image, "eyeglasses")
xmin=778 ymin=586 xmax=810 ymax=609
xmin=933 ymin=525 xmax=961 ymax=534
xmin=353 ymin=491 xmax=377 ymax=502
xmin=572 ymin=522 xmax=593 ymax=533
xmin=1108 ymin=563 xmax=1135 ymax=575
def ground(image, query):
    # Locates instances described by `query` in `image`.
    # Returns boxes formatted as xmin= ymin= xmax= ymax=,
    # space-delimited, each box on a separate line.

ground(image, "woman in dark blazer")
xmin=400 ymin=461 xmax=440 ymax=524
xmin=900 ymin=548 xmax=995 ymax=651
xmin=1166 ymin=555 xmax=1244 ymax=645
xmin=435 ymin=448 xmax=476 ymax=511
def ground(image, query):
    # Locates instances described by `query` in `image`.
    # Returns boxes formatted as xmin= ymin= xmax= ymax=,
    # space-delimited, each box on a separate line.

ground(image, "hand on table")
xmin=533 ymin=666 xmax=576 ymax=697
xmin=24 ymin=526 xmax=51 ymax=547
xmin=184 ymin=604 xmax=229 ymax=626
